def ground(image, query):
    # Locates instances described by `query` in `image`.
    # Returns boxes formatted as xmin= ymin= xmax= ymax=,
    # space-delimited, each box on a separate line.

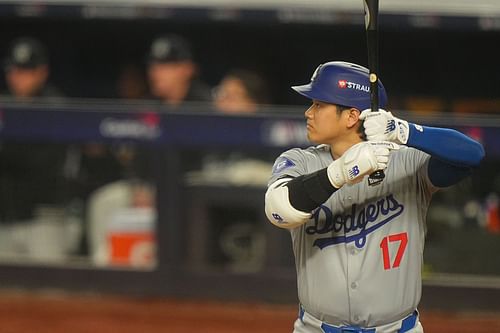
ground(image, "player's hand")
xmin=327 ymin=141 xmax=399 ymax=188
xmin=359 ymin=109 xmax=409 ymax=145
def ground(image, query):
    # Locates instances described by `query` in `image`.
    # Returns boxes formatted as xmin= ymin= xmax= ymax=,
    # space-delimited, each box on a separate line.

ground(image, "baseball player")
xmin=265 ymin=61 xmax=484 ymax=333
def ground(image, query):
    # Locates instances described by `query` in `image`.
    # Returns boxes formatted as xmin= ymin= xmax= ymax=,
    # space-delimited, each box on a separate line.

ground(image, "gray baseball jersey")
xmin=268 ymin=144 xmax=438 ymax=328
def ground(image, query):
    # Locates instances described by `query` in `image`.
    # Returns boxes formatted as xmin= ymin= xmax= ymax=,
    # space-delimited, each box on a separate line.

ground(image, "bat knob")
xmin=368 ymin=170 xmax=385 ymax=186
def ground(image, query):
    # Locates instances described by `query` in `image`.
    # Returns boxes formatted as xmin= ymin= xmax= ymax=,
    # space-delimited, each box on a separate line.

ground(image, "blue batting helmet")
xmin=291 ymin=61 xmax=387 ymax=110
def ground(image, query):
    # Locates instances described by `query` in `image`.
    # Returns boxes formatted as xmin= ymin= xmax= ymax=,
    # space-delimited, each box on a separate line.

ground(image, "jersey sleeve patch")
xmin=272 ymin=157 xmax=296 ymax=174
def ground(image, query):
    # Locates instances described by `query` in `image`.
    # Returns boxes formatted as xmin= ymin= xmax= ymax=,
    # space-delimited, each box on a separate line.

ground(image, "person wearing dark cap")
xmin=2 ymin=37 xmax=63 ymax=100
xmin=146 ymin=34 xmax=211 ymax=106
xmin=0 ymin=37 xmax=74 ymax=261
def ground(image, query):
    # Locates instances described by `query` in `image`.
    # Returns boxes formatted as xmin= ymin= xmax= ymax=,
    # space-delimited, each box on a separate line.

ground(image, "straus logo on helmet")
xmin=338 ymin=80 xmax=370 ymax=92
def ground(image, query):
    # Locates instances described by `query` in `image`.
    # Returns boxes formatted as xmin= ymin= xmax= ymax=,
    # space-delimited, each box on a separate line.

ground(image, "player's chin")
xmin=307 ymin=133 xmax=323 ymax=145
xmin=307 ymin=129 xmax=331 ymax=144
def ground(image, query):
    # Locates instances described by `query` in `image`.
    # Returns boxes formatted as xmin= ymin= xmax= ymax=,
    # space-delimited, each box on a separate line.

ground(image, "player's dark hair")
xmin=335 ymin=104 xmax=351 ymax=114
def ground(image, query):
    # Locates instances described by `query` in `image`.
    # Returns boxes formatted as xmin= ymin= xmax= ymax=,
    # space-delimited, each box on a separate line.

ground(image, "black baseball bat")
xmin=364 ymin=0 xmax=379 ymax=112
xmin=364 ymin=0 xmax=385 ymax=183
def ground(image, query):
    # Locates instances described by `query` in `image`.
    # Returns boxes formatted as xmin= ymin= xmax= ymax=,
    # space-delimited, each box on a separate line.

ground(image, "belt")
xmin=299 ymin=307 xmax=418 ymax=333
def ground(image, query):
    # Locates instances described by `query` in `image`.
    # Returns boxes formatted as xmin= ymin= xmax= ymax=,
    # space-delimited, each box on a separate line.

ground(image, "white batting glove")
xmin=359 ymin=109 xmax=410 ymax=145
xmin=327 ymin=141 xmax=399 ymax=188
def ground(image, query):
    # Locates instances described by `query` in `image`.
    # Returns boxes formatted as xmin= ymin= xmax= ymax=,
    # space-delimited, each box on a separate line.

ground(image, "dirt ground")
xmin=0 ymin=290 xmax=499 ymax=333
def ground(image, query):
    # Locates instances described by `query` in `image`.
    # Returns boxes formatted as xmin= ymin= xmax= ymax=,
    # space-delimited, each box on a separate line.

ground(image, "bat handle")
xmin=362 ymin=107 xmax=386 ymax=184
xmin=369 ymin=169 xmax=385 ymax=183
xmin=367 ymin=128 xmax=386 ymax=183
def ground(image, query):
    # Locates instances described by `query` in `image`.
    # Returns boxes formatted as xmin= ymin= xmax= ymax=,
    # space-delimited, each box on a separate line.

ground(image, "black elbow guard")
xmin=286 ymin=168 xmax=336 ymax=212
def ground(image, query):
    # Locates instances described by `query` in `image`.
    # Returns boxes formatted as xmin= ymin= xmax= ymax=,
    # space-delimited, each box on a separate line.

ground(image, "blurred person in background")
xmin=1 ymin=37 xmax=63 ymax=100
xmin=186 ymin=69 xmax=274 ymax=271
xmin=187 ymin=69 xmax=274 ymax=186
xmin=213 ymin=69 xmax=270 ymax=114
xmin=146 ymin=34 xmax=211 ymax=106
xmin=0 ymin=37 xmax=128 ymax=261
xmin=0 ymin=37 xmax=76 ymax=261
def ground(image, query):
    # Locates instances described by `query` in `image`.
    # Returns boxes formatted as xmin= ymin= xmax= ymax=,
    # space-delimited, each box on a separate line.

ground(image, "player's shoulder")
xmin=281 ymin=144 xmax=330 ymax=160
xmin=272 ymin=144 xmax=330 ymax=175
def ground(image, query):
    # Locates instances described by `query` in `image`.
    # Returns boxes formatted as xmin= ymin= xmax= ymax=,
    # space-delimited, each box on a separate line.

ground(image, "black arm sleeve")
xmin=285 ymin=168 xmax=337 ymax=212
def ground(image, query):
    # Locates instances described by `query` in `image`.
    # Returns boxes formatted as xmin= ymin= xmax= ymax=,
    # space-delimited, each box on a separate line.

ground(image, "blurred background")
xmin=0 ymin=0 xmax=500 ymax=332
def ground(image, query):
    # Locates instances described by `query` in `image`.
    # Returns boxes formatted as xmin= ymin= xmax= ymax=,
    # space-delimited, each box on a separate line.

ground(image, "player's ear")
xmin=346 ymin=108 xmax=361 ymax=129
